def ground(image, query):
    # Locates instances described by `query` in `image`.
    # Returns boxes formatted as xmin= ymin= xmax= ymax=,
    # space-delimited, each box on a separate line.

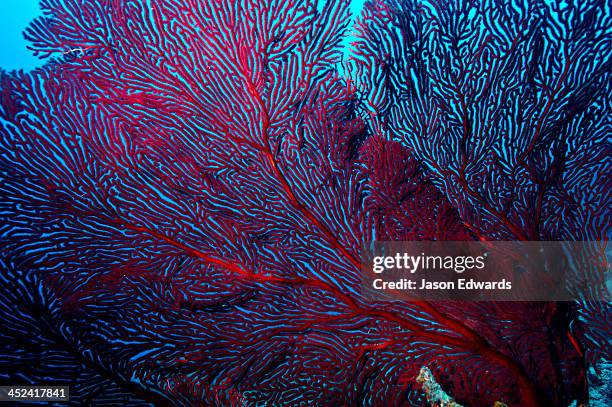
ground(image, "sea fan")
xmin=350 ymin=0 xmax=610 ymax=242
xmin=0 ymin=0 xmax=608 ymax=406
xmin=350 ymin=0 xmax=611 ymax=368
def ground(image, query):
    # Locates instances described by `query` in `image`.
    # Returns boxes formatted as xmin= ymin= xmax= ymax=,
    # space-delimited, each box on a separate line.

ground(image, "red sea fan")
xmin=0 ymin=0 xmax=606 ymax=406
xmin=350 ymin=0 xmax=611 ymax=373
xmin=361 ymin=136 xmax=475 ymax=241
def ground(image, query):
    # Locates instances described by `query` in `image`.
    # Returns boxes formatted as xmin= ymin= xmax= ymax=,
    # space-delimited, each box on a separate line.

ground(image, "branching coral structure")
xmin=0 ymin=0 xmax=609 ymax=406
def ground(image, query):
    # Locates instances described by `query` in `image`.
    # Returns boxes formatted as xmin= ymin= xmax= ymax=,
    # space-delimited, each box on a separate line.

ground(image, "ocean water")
xmin=0 ymin=0 xmax=43 ymax=71
xmin=0 ymin=0 xmax=366 ymax=72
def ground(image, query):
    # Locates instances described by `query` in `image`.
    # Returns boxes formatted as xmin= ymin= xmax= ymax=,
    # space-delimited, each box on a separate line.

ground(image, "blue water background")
xmin=0 ymin=0 xmax=366 ymax=72
xmin=0 ymin=0 xmax=43 ymax=71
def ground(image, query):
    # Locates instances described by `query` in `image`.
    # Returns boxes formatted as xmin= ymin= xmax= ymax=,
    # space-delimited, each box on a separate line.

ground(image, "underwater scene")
xmin=0 ymin=0 xmax=610 ymax=406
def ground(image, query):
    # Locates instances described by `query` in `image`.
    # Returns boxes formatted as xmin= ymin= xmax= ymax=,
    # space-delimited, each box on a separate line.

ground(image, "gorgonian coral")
xmin=350 ymin=0 xmax=611 ymax=373
xmin=0 ymin=0 xmax=609 ymax=406
xmin=351 ymin=0 xmax=610 ymax=242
